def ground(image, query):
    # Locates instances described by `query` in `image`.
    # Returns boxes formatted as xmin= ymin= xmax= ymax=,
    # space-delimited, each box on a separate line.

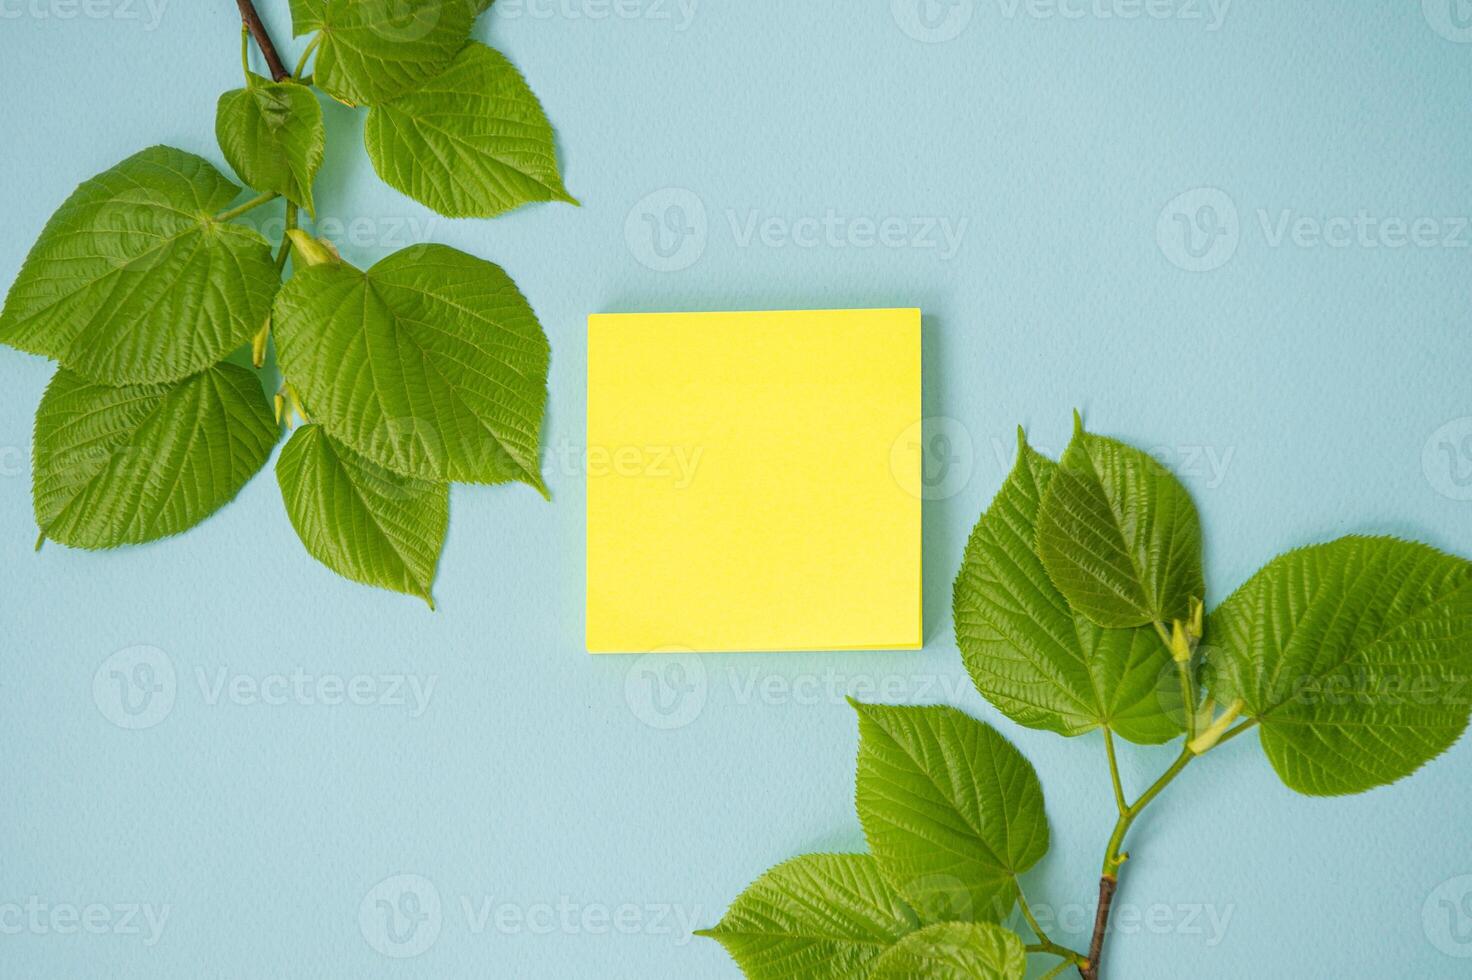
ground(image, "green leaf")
xmin=1205 ymin=536 xmax=1472 ymax=796
xmin=954 ymin=433 xmax=1184 ymax=744
xmin=295 ymin=0 xmax=486 ymax=37
xmin=33 ymin=364 xmax=278 ymax=549
xmin=276 ymin=424 xmax=448 ymax=607
xmin=365 ymin=43 xmax=576 ymax=218
xmin=271 ymin=243 xmax=549 ymax=493
xmin=869 ymin=923 xmax=1027 ymax=980
xmin=1036 ymin=416 xmax=1205 ymax=629
xmin=0 ymin=146 xmax=279 ymax=386
xmin=313 ymin=0 xmax=475 ymax=106
xmin=852 ymin=702 xmax=1048 ymax=923
xmin=217 ymin=76 xmax=326 ymax=217
xmin=697 ymin=854 xmax=919 ymax=980
xmin=290 ymin=0 xmax=326 ymax=34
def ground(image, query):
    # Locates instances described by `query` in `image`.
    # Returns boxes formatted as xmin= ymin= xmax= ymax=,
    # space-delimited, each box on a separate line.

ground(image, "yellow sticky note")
xmin=587 ymin=309 xmax=923 ymax=653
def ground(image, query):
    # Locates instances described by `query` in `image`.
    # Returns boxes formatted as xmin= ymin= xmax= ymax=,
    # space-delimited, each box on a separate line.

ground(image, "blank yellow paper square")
xmin=587 ymin=309 xmax=922 ymax=653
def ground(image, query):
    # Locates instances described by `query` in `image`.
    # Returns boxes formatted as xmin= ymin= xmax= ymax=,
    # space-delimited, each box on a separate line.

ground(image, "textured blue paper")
xmin=2 ymin=2 xmax=1472 ymax=977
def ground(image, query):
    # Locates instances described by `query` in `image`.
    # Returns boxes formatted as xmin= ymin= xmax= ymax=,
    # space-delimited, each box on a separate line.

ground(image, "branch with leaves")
xmin=702 ymin=416 xmax=1472 ymax=979
xmin=0 ymin=0 xmax=575 ymax=607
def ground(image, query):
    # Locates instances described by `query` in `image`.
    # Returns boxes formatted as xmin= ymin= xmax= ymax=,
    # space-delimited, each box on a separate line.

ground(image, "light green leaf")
xmin=1036 ymin=416 xmax=1205 ymax=629
xmin=869 ymin=923 xmax=1027 ymax=980
xmin=852 ymin=702 xmax=1048 ymax=923
xmin=33 ymin=364 xmax=278 ymax=549
xmin=1205 ymin=536 xmax=1472 ymax=796
xmin=697 ymin=854 xmax=919 ymax=980
xmin=217 ymin=76 xmax=326 ymax=216
xmin=290 ymin=0 xmax=326 ymax=34
xmin=313 ymin=0 xmax=475 ymax=106
xmin=0 ymin=146 xmax=279 ymax=386
xmin=954 ymin=433 xmax=1184 ymax=744
xmin=277 ymin=424 xmax=448 ymax=607
xmin=271 ymin=243 xmax=549 ymax=493
xmin=365 ymin=43 xmax=576 ymax=218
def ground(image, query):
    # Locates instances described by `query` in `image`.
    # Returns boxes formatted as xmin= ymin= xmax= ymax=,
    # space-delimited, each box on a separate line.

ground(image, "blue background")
xmin=3 ymin=1 xmax=1472 ymax=977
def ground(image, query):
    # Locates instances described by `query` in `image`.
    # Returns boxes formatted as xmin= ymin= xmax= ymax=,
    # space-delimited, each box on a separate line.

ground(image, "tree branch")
xmin=1081 ymin=749 xmax=1195 ymax=978
xmin=234 ymin=0 xmax=290 ymax=82
xmin=1078 ymin=875 xmax=1117 ymax=980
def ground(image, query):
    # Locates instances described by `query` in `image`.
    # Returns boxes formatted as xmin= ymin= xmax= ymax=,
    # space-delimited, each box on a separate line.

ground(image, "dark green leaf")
xmin=955 ymin=433 xmax=1184 ymax=744
xmin=0 ymin=146 xmax=279 ymax=385
xmin=1036 ymin=416 xmax=1204 ymax=628
xmin=1206 ymin=536 xmax=1472 ymax=796
xmin=217 ymin=76 xmax=326 ymax=216
xmin=869 ymin=922 xmax=1027 ymax=980
xmin=271 ymin=243 xmax=549 ymax=493
xmin=697 ymin=854 xmax=919 ymax=980
xmin=289 ymin=0 xmax=326 ymax=34
xmin=365 ymin=43 xmax=575 ymax=218
xmin=33 ymin=364 xmax=277 ymax=548
xmin=313 ymin=0 xmax=475 ymax=106
xmin=853 ymin=702 xmax=1048 ymax=923
xmin=277 ymin=424 xmax=448 ymax=606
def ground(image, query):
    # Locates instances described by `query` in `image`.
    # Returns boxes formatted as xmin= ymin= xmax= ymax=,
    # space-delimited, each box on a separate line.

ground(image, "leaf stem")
xmin=216 ymin=191 xmax=279 ymax=223
xmin=1025 ymin=941 xmax=1088 ymax=966
xmin=1079 ymin=749 xmax=1195 ymax=979
xmin=276 ymin=202 xmax=299 ymax=272
xmin=1102 ymin=727 xmax=1127 ymax=816
xmin=1187 ymin=699 xmax=1245 ymax=755
xmin=293 ymin=34 xmax=321 ymax=80
xmin=234 ymin=0 xmax=290 ymax=82
xmin=1020 ymin=887 xmax=1088 ymax=966
xmin=240 ymin=25 xmax=253 ymax=86
xmin=1104 ymin=749 xmax=1192 ymax=874
xmin=1040 ymin=961 xmax=1073 ymax=980
xmin=1082 ymin=712 xmax=1257 ymax=978
xmin=1017 ymin=889 xmax=1055 ymax=948
xmin=1215 ymin=717 xmax=1259 ymax=748
xmin=1176 ymin=659 xmax=1197 ymax=742
xmin=1152 ymin=620 xmax=1198 ymax=742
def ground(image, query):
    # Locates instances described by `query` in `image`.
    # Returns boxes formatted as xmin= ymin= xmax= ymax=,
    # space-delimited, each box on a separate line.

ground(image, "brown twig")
xmin=1079 ymin=875 xmax=1118 ymax=980
xmin=234 ymin=0 xmax=290 ymax=81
